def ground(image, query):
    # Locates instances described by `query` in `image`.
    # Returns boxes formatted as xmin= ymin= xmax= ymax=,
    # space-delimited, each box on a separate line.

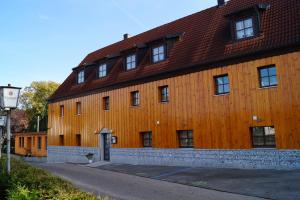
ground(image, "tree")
xmin=11 ymin=109 xmax=29 ymax=133
xmin=20 ymin=81 xmax=59 ymax=132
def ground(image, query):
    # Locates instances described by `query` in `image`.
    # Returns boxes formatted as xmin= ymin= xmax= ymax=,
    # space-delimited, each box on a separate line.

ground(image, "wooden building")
xmin=47 ymin=0 xmax=300 ymax=169
xmin=14 ymin=132 xmax=47 ymax=157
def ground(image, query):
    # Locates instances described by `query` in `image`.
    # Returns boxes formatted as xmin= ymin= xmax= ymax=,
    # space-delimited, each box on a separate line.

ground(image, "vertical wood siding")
xmin=48 ymin=51 xmax=300 ymax=149
xmin=14 ymin=133 xmax=47 ymax=157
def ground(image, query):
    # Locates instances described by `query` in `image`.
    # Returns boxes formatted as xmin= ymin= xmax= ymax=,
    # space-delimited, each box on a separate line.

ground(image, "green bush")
xmin=0 ymin=157 xmax=108 ymax=200
xmin=7 ymin=184 xmax=39 ymax=200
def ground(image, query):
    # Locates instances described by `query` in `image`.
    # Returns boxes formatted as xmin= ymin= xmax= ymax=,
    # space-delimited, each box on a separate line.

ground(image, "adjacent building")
xmin=47 ymin=0 xmax=300 ymax=169
xmin=14 ymin=132 xmax=47 ymax=157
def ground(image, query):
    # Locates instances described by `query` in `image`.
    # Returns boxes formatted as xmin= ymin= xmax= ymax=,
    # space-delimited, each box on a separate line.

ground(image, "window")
xmin=258 ymin=65 xmax=278 ymax=88
xmin=131 ymin=91 xmax=140 ymax=106
xmin=214 ymin=75 xmax=230 ymax=95
xmin=19 ymin=137 xmax=24 ymax=148
xmin=76 ymin=102 xmax=81 ymax=115
xmin=98 ymin=64 xmax=107 ymax=78
xmin=77 ymin=70 xmax=85 ymax=84
xmin=126 ymin=54 xmax=136 ymax=70
xmin=177 ymin=130 xmax=193 ymax=148
xmin=152 ymin=45 xmax=165 ymax=63
xmin=60 ymin=105 xmax=64 ymax=117
xmin=235 ymin=18 xmax=254 ymax=40
xmin=45 ymin=137 xmax=47 ymax=150
xmin=59 ymin=135 xmax=64 ymax=146
xmin=141 ymin=132 xmax=152 ymax=147
xmin=76 ymin=134 xmax=81 ymax=146
xmin=251 ymin=126 xmax=276 ymax=148
xmin=159 ymin=86 xmax=169 ymax=102
xmin=103 ymin=96 xmax=110 ymax=110
xmin=33 ymin=137 xmax=35 ymax=147
xmin=38 ymin=137 xmax=42 ymax=150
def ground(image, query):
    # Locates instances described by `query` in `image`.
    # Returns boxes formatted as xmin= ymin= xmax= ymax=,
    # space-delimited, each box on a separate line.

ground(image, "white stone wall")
xmin=47 ymin=146 xmax=100 ymax=163
xmin=111 ymin=148 xmax=300 ymax=169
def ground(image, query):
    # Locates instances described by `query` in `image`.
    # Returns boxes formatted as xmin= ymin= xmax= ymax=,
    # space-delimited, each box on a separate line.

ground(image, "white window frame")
xmin=126 ymin=54 xmax=136 ymax=70
xmin=152 ymin=45 xmax=165 ymax=63
xmin=77 ymin=70 xmax=85 ymax=84
xmin=235 ymin=18 xmax=254 ymax=40
xmin=98 ymin=64 xmax=107 ymax=78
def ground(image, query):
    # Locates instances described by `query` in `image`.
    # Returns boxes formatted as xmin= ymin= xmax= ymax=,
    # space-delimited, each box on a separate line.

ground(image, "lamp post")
xmin=0 ymin=115 xmax=7 ymax=159
xmin=0 ymin=84 xmax=21 ymax=174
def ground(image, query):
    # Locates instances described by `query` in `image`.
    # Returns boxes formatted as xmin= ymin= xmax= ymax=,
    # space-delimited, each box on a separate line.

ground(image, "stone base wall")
xmin=23 ymin=156 xmax=47 ymax=163
xmin=47 ymin=146 xmax=100 ymax=163
xmin=111 ymin=148 xmax=300 ymax=169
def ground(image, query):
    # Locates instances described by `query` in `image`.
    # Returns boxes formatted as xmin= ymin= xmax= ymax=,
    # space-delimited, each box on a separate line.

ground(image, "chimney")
xmin=123 ymin=33 xmax=130 ymax=40
xmin=218 ymin=0 xmax=225 ymax=6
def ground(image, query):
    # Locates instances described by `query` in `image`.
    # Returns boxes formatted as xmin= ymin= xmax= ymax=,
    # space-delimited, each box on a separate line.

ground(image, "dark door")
xmin=103 ymin=133 xmax=110 ymax=161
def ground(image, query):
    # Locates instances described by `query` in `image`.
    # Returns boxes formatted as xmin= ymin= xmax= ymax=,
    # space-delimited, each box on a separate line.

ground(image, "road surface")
xmin=34 ymin=163 xmax=265 ymax=200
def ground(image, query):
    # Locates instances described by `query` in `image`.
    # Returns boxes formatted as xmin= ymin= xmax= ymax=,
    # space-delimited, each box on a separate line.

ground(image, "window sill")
xmin=125 ymin=67 xmax=138 ymax=72
xmin=130 ymin=105 xmax=140 ymax=108
xmin=75 ymin=82 xmax=85 ymax=86
xmin=160 ymin=101 xmax=169 ymax=104
xmin=252 ymin=147 xmax=276 ymax=149
xmin=147 ymin=59 xmax=168 ymax=66
xmin=214 ymin=93 xmax=230 ymax=97
xmin=97 ymin=76 xmax=108 ymax=80
xmin=259 ymin=85 xmax=277 ymax=90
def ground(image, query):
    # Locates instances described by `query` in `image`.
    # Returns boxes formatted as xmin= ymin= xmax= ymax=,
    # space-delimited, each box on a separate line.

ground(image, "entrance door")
xmin=26 ymin=137 xmax=32 ymax=156
xmin=103 ymin=133 xmax=110 ymax=161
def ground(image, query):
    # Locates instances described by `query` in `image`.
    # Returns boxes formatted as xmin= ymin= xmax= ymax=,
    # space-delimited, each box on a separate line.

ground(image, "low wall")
xmin=23 ymin=156 xmax=47 ymax=163
xmin=47 ymin=146 xmax=100 ymax=163
xmin=111 ymin=148 xmax=300 ymax=169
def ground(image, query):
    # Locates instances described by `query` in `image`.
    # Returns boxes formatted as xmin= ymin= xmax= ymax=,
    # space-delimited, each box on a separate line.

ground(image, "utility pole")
xmin=0 ymin=128 xmax=2 ymax=158
xmin=6 ymin=110 xmax=11 ymax=174
xmin=37 ymin=115 xmax=40 ymax=132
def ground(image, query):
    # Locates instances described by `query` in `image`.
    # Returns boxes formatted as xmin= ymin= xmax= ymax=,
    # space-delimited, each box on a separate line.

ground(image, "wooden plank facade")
xmin=14 ymin=132 xmax=47 ymax=157
xmin=48 ymin=51 xmax=300 ymax=150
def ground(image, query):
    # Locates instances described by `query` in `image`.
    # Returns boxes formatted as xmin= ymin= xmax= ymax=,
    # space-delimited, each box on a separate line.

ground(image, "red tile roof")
xmin=49 ymin=0 xmax=300 ymax=102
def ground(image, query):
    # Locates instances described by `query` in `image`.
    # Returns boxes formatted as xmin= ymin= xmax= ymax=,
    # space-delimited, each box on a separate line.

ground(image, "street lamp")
xmin=0 ymin=84 xmax=21 ymax=174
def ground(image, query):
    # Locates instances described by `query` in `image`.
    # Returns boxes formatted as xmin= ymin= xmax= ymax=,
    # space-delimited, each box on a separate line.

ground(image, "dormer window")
xmin=235 ymin=18 xmax=254 ymax=40
xmin=98 ymin=64 xmax=107 ymax=78
xmin=152 ymin=45 xmax=165 ymax=63
xmin=126 ymin=54 xmax=136 ymax=70
xmin=77 ymin=70 xmax=84 ymax=84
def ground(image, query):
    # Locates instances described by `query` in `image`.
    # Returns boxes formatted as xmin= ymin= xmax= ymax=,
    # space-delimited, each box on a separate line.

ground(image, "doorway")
xmin=103 ymin=133 xmax=110 ymax=161
xmin=26 ymin=137 xmax=32 ymax=156
xmin=99 ymin=128 xmax=112 ymax=161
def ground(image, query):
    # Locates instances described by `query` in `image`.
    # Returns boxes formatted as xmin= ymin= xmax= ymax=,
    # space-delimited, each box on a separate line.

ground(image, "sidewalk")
xmin=89 ymin=162 xmax=300 ymax=200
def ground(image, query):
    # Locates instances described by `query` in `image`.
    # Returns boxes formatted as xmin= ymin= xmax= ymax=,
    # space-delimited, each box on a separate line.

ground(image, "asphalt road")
xmin=34 ymin=163 xmax=264 ymax=200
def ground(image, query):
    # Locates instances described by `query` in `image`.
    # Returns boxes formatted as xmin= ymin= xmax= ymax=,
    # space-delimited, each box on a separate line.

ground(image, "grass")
xmin=0 ymin=156 xmax=109 ymax=200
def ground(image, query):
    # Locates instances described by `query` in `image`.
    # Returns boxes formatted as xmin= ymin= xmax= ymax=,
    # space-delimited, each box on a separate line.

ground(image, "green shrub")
xmin=7 ymin=184 xmax=39 ymax=200
xmin=0 ymin=157 xmax=107 ymax=200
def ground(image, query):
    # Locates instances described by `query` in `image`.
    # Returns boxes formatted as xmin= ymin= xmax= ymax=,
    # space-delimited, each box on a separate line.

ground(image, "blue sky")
xmin=0 ymin=0 xmax=216 ymax=88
